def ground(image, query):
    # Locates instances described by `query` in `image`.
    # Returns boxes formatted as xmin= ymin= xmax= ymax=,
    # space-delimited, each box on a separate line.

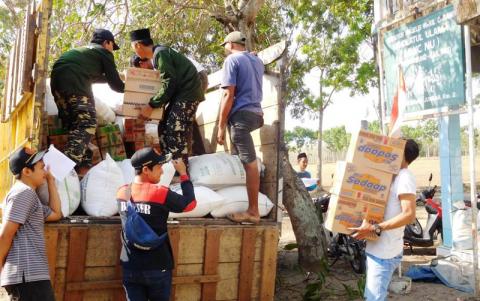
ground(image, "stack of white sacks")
xmin=39 ymin=153 xmax=274 ymax=218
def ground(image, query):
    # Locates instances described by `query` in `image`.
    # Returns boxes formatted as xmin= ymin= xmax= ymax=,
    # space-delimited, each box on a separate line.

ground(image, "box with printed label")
xmin=122 ymin=104 xmax=164 ymax=120
xmin=48 ymin=134 xmax=68 ymax=151
xmin=101 ymin=144 xmax=126 ymax=161
xmin=346 ymin=129 xmax=406 ymax=174
xmin=324 ymin=194 xmax=385 ymax=238
xmin=124 ymin=68 xmax=162 ymax=94
xmin=125 ymin=67 xmax=162 ymax=82
xmin=96 ymin=124 xmax=123 ymax=147
xmin=331 ymin=161 xmax=393 ymax=205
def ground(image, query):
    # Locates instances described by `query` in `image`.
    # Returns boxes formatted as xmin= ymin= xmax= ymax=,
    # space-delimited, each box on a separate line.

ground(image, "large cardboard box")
xmin=101 ymin=144 xmax=127 ymax=161
xmin=96 ymin=124 xmax=123 ymax=147
xmin=325 ymin=161 xmax=393 ymax=236
xmin=325 ymin=194 xmax=385 ymax=236
xmin=124 ymin=67 xmax=162 ymax=94
xmin=331 ymin=161 xmax=393 ymax=205
xmin=122 ymin=91 xmax=164 ymax=120
xmin=346 ymin=129 xmax=406 ymax=174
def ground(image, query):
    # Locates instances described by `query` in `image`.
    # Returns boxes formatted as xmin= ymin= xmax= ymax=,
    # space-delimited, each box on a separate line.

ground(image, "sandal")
xmin=226 ymin=212 xmax=260 ymax=224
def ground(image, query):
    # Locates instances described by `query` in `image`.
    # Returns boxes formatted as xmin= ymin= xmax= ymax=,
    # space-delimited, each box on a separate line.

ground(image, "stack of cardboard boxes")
xmin=325 ymin=130 xmax=406 ymax=239
xmin=122 ymin=67 xmax=164 ymax=120
xmin=96 ymin=124 xmax=126 ymax=161
xmin=124 ymin=119 xmax=146 ymax=153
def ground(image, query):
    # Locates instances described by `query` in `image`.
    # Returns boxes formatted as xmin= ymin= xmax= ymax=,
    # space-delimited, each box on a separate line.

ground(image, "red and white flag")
xmin=389 ymin=66 xmax=406 ymax=138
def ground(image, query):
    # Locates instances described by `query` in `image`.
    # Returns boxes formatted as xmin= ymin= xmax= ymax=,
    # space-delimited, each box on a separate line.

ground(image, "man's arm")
xmin=349 ymin=194 xmax=416 ymax=240
xmin=45 ymin=172 xmax=63 ymax=222
xmin=0 ymin=221 xmax=20 ymax=271
xmin=217 ymin=86 xmax=235 ymax=145
xmin=101 ymin=51 xmax=125 ymax=93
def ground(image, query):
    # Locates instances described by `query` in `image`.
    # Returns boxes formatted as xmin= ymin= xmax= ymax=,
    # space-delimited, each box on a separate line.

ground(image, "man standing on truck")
xmin=129 ymin=28 xmax=205 ymax=167
xmin=217 ymin=31 xmax=264 ymax=224
xmin=50 ymin=29 xmax=125 ymax=175
xmin=0 ymin=147 xmax=63 ymax=301
xmin=116 ymin=147 xmax=196 ymax=300
xmin=349 ymin=139 xmax=419 ymax=301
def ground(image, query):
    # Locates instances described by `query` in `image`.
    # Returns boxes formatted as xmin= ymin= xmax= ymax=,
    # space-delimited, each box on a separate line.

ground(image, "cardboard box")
xmin=324 ymin=194 xmax=385 ymax=237
xmin=122 ymin=104 xmax=164 ymax=120
xmin=134 ymin=130 xmax=145 ymax=142
xmin=125 ymin=67 xmax=161 ymax=82
xmin=88 ymin=143 xmax=101 ymax=165
xmin=101 ymin=144 xmax=126 ymax=161
xmin=346 ymin=129 xmax=406 ymax=174
xmin=331 ymin=161 xmax=393 ymax=206
xmin=47 ymin=115 xmax=66 ymax=135
xmin=48 ymin=134 xmax=68 ymax=151
xmin=134 ymin=141 xmax=145 ymax=150
xmin=96 ymin=124 xmax=123 ymax=147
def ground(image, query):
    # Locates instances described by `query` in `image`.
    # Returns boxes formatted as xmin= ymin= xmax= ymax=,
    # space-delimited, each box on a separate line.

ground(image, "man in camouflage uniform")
xmin=129 ymin=28 xmax=204 ymax=165
xmin=50 ymin=29 xmax=124 ymax=172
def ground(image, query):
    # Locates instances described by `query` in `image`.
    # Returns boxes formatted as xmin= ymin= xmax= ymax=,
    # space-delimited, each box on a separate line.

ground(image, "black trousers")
xmin=4 ymin=280 xmax=55 ymax=301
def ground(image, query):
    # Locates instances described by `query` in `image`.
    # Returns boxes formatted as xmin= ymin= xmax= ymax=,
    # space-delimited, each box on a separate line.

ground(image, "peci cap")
xmin=129 ymin=28 xmax=151 ymax=42
xmin=9 ymin=147 xmax=47 ymax=176
xmin=91 ymin=28 xmax=120 ymax=50
xmin=220 ymin=31 xmax=246 ymax=46
xmin=130 ymin=147 xmax=171 ymax=170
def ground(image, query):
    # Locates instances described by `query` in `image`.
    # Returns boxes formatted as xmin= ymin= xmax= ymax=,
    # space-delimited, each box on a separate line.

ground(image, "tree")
xmin=322 ymin=126 xmax=351 ymax=152
xmin=286 ymin=0 xmax=376 ymax=187
xmin=367 ymin=120 xmax=382 ymax=134
xmin=284 ymin=126 xmax=317 ymax=151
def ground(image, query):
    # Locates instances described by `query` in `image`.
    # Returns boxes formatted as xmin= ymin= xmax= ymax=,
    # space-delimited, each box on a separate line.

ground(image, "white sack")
xmin=95 ymin=97 xmax=116 ymax=125
xmin=37 ymin=169 xmax=81 ymax=217
xmin=169 ymin=184 xmax=225 ymax=218
xmin=81 ymin=154 xmax=123 ymax=216
xmin=118 ymin=159 xmax=135 ymax=185
xmin=159 ymin=162 xmax=176 ymax=187
xmin=211 ymin=186 xmax=274 ymax=218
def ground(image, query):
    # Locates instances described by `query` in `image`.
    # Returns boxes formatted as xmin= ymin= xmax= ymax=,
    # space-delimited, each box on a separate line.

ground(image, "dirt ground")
xmin=275 ymin=209 xmax=473 ymax=301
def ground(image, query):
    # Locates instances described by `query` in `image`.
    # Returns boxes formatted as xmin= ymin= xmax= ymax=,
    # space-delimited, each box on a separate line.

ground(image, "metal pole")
xmin=464 ymin=25 xmax=479 ymax=296
xmin=376 ymin=33 xmax=387 ymax=135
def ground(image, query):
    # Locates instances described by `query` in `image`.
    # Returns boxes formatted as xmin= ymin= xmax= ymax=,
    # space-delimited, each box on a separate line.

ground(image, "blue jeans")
xmin=122 ymin=268 xmax=172 ymax=301
xmin=364 ymin=253 xmax=402 ymax=301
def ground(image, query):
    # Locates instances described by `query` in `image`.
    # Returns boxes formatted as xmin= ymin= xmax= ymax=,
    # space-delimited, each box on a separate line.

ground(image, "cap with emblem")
xmin=91 ymin=28 xmax=120 ymax=50
xmin=9 ymin=147 xmax=47 ymax=175
xmin=220 ymin=31 xmax=246 ymax=46
xmin=130 ymin=147 xmax=171 ymax=170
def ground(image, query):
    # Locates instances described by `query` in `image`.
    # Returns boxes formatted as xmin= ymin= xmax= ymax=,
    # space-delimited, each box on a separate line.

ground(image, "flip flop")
xmin=226 ymin=212 xmax=260 ymax=225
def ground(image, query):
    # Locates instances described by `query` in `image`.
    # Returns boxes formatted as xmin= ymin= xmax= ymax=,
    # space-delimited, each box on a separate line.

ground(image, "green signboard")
xmin=383 ymin=5 xmax=465 ymax=116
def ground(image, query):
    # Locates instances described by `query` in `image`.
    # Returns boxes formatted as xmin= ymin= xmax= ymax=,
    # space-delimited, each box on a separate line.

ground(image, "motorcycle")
xmin=416 ymin=173 xmax=437 ymax=207
xmin=314 ymin=194 xmax=366 ymax=274
xmin=404 ymin=181 xmax=442 ymax=251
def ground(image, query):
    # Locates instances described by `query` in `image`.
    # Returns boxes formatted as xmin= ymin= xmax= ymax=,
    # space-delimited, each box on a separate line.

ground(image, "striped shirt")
xmin=0 ymin=182 xmax=52 ymax=286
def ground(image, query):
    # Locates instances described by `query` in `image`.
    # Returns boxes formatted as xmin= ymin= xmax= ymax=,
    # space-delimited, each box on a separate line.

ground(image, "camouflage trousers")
xmin=158 ymin=99 xmax=201 ymax=164
xmin=53 ymin=91 xmax=96 ymax=166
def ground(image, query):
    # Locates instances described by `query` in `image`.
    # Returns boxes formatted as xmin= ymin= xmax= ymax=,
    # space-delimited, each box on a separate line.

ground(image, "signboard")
xmin=383 ymin=5 xmax=465 ymax=117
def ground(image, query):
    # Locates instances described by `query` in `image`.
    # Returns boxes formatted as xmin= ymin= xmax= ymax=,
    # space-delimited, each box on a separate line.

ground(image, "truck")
xmin=0 ymin=1 xmax=286 ymax=300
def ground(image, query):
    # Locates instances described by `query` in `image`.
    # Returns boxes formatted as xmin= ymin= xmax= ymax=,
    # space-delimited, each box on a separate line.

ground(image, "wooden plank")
xmin=238 ymin=228 xmax=258 ymax=301
xmin=13 ymin=28 xmax=22 ymax=107
xmin=177 ymin=227 xmax=205 ymax=264
xmin=66 ymin=280 xmax=122 ymax=291
xmin=201 ymin=228 xmax=222 ymax=301
xmin=114 ymin=228 xmax=126 ymax=301
xmin=216 ymin=263 xmax=240 ymax=300
xmin=64 ymin=227 xmax=88 ymax=301
xmin=45 ymin=228 xmax=58 ymax=286
xmin=169 ymin=227 xmax=180 ymax=301
xmin=85 ymin=226 xmax=120 ymax=266
xmin=173 ymin=275 xmax=219 ymax=285
xmin=20 ymin=8 xmax=36 ymax=93
xmin=259 ymin=228 xmax=279 ymax=301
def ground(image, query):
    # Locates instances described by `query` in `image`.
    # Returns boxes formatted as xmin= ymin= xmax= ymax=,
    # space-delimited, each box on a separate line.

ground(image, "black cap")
xmin=130 ymin=28 xmax=151 ymax=42
xmin=9 ymin=147 xmax=47 ymax=175
xmin=91 ymin=28 xmax=120 ymax=50
xmin=130 ymin=147 xmax=171 ymax=170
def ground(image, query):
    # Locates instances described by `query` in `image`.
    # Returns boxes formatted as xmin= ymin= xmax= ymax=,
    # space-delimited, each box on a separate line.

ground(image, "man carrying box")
xmin=349 ymin=139 xmax=420 ymax=301
xmin=50 ymin=29 xmax=125 ymax=174
xmin=129 ymin=28 xmax=205 ymax=165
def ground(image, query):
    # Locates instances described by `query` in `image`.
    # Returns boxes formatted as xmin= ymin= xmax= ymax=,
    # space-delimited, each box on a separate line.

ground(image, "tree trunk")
xmin=317 ymin=108 xmax=323 ymax=186
xmin=282 ymin=152 xmax=328 ymax=272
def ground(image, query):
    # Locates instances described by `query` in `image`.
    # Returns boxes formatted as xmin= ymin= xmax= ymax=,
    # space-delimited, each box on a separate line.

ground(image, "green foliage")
xmin=322 ymin=126 xmax=351 ymax=152
xmin=283 ymin=243 xmax=299 ymax=250
xmin=400 ymin=120 xmax=439 ymax=143
xmin=461 ymin=126 xmax=480 ymax=150
xmin=285 ymin=126 xmax=318 ymax=151
xmin=341 ymin=274 xmax=366 ymax=300
xmin=303 ymin=257 xmax=330 ymax=300
xmin=367 ymin=120 xmax=382 ymax=134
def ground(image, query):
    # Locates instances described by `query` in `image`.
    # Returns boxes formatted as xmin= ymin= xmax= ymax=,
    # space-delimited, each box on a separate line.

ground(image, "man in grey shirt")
xmin=0 ymin=147 xmax=62 ymax=301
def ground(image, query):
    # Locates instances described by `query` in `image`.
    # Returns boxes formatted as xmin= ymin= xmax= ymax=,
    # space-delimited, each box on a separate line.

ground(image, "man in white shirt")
xmin=349 ymin=139 xmax=419 ymax=301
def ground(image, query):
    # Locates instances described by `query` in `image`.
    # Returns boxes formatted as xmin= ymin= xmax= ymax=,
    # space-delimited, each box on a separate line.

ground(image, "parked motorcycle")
xmin=416 ymin=173 xmax=437 ymax=207
xmin=404 ymin=182 xmax=442 ymax=251
xmin=315 ymin=194 xmax=366 ymax=274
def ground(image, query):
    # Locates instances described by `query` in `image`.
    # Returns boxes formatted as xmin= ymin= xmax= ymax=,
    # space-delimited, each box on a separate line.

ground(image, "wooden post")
xmin=201 ymin=228 xmax=222 ymax=301
xmin=64 ymin=227 xmax=88 ymax=301
xmin=260 ymin=227 xmax=278 ymax=301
